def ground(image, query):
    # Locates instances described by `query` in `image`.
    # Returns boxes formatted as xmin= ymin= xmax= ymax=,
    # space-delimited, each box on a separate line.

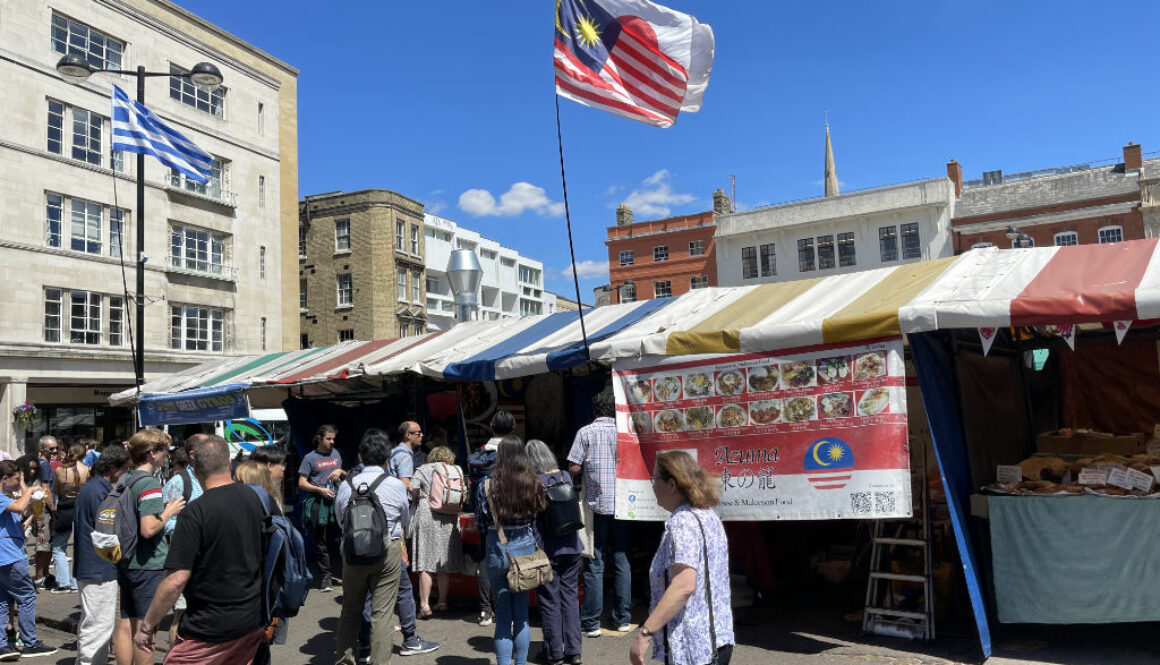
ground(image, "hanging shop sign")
xmin=137 ymin=384 xmax=250 ymax=427
xmin=612 ymin=339 xmax=912 ymax=521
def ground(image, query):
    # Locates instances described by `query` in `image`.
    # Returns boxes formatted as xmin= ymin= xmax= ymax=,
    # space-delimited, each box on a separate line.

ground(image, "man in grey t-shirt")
xmin=297 ymin=425 xmax=346 ymax=592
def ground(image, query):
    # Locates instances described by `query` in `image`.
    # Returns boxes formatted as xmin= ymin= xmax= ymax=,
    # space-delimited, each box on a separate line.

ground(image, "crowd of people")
xmin=7 ymin=389 xmax=735 ymax=665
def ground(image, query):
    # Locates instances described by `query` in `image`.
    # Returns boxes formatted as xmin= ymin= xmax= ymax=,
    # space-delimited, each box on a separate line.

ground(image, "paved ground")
xmin=27 ymin=583 xmax=1159 ymax=665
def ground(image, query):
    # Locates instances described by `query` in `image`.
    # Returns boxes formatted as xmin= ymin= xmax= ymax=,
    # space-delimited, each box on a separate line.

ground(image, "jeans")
xmin=485 ymin=527 xmax=534 ymax=665
xmin=476 ymin=558 xmax=492 ymax=614
xmin=538 ymin=553 xmax=582 ymax=661
xmin=0 ymin=558 xmax=39 ymax=649
xmin=309 ymin=522 xmax=333 ymax=587
xmin=336 ymin=542 xmax=401 ymax=665
xmin=51 ymin=529 xmax=75 ymax=590
xmin=580 ymin=513 xmax=632 ymax=630
xmin=77 ymin=579 xmax=117 ymax=664
xmin=395 ymin=550 xmax=417 ymax=640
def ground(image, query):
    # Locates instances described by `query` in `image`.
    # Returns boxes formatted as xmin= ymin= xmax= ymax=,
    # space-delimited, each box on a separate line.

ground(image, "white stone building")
xmin=423 ymin=214 xmax=551 ymax=330
xmin=0 ymin=0 xmax=298 ymax=454
xmin=715 ymin=178 xmax=957 ymax=287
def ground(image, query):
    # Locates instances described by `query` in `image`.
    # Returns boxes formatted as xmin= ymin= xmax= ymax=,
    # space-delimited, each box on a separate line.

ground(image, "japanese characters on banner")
xmin=612 ymin=340 xmax=912 ymax=521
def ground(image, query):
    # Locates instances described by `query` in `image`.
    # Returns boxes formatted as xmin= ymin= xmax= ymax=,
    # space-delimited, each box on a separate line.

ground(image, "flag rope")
xmin=554 ymin=94 xmax=592 ymax=363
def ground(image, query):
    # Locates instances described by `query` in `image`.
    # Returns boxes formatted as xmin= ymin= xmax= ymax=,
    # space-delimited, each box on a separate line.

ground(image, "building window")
xmin=170 ymin=64 xmax=224 ymax=117
xmin=334 ymin=219 xmax=350 ymax=252
xmin=257 ymin=102 xmax=264 ymax=136
xmin=879 ymin=226 xmax=898 ymax=262
xmin=741 ymin=246 xmax=758 ymax=279
xmin=169 ymin=157 xmax=225 ymax=199
xmin=299 ymin=278 xmax=307 ymax=311
xmin=817 ymin=235 xmax=835 ymax=270
xmin=760 ymin=243 xmax=777 ymax=277
xmin=1054 ymin=231 xmax=1078 ymax=246
xmin=47 ymin=100 xmax=103 ymax=166
xmin=71 ymin=198 xmax=102 ymax=255
xmin=901 ymin=223 xmax=921 ymax=259
xmin=301 ymin=333 xmax=310 ymax=349
xmin=654 ymin=281 xmax=672 ymax=298
xmin=397 ymin=272 xmax=408 ymax=301
xmin=70 ymin=291 xmax=102 ymax=345
xmin=1099 ymin=225 xmax=1124 ymax=244
xmin=411 ymin=224 xmax=420 ymax=254
xmin=44 ymin=288 xmax=62 ymax=343
xmin=258 ymin=176 xmax=265 ymax=209
xmin=690 ymin=275 xmax=709 ymax=289
xmin=501 ymin=257 xmax=516 ymax=268
xmin=109 ymin=296 xmax=123 ymax=346
xmin=426 ymin=276 xmax=440 ymax=293
xmin=620 ymin=282 xmax=636 ymax=303
xmin=396 ymin=220 xmax=405 ymax=250
xmin=519 ymin=265 xmax=542 ymax=285
xmin=520 ymin=299 xmax=544 ymax=316
xmin=1010 ymin=236 xmax=1036 ymax=248
xmin=798 ymin=238 xmax=815 ymax=272
xmin=619 ymin=250 xmax=634 ymax=266
xmin=689 ymin=239 xmax=706 ymax=256
xmin=398 ymin=321 xmax=409 ymax=337
xmin=337 ymin=274 xmax=353 ymax=307
xmin=109 ymin=208 xmax=125 ymax=258
xmin=298 ymin=226 xmax=307 ymax=259
xmin=339 ymin=329 xmax=354 ymax=342
xmin=412 ymin=271 xmax=421 ymax=302
xmin=653 ymin=246 xmax=669 ymax=262
xmin=480 ymin=249 xmax=497 ymax=260
xmin=171 ymin=225 xmax=225 ymax=275
xmin=51 ymin=13 xmax=123 ymax=70
xmin=259 ymin=317 xmax=267 ymax=351
xmin=45 ymin=194 xmax=63 ymax=248
xmin=259 ymin=245 xmax=266 ymax=279
xmin=838 ymin=232 xmax=856 ymax=267
xmin=170 ymin=305 xmax=225 ymax=352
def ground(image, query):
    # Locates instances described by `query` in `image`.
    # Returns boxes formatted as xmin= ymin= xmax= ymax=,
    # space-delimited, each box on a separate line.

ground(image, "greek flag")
xmin=111 ymin=85 xmax=211 ymax=184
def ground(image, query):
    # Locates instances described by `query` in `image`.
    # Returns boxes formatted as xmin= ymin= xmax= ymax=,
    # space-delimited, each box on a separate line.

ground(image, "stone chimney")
xmin=1124 ymin=142 xmax=1143 ymax=171
xmin=946 ymin=159 xmax=963 ymax=197
xmin=616 ymin=204 xmax=633 ymax=226
xmin=712 ymin=189 xmax=731 ymax=214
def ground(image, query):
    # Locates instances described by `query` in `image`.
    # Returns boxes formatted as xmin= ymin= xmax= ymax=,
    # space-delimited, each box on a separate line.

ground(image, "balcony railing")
xmin=164 ymin=174 xmax=237 ymax=207
xmin=165 ymin=255 xmax=238 ymax=281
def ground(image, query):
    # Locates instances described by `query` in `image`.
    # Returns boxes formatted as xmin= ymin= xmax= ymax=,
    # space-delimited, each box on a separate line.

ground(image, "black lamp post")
xmin=1005 ymin=225 xmax=1034 ymax=249
xmin=614 ymin=279 xmax=635 ymax=304
xmin=55 ymin=53 xmax=223 ymax=389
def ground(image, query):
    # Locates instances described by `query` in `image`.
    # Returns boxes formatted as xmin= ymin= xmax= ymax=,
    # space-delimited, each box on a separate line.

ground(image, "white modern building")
xmin=714 ymin=178 xmax=957 ymax=287
xmin=0 ymin=0 xmax=298 ymax=453
xmin=423 ymin=214 xmax=552 ymax=330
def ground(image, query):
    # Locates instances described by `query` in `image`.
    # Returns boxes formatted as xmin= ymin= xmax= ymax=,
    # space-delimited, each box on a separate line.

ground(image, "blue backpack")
xmin=246 ymin=484 xmax=311 ymax=621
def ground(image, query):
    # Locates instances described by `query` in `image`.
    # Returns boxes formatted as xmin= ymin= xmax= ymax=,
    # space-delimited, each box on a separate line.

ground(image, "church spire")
xmin=824 ymin=121 xmax=839 ymax=197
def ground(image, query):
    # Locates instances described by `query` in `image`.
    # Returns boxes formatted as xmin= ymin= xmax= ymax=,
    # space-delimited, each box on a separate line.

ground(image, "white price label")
xmin=1127 ymin=468 xmax=1154 ymax=493
xmin=1078 ymin=468 xmax=1109 ymax=486
xmin=1107 ymin=468 xmax=1134 ymax=490
xmin=996 ymin=465 xmax=1023 ymax=484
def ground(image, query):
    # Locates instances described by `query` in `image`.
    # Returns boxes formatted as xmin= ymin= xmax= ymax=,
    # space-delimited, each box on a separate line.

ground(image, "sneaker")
xmin=400 ymin=637 xmax=439 ymax=656
xmin=330 ymin=576 xmax=343 ymax=586
xmin=50 ymin=586 xmax=73 ymax=594
xmin=320 ymin=584 xmax=334 ymax=593
xmin=565 ymin=655 xmax=582 ymax=665
xmin=615 ymin=624 xmax=633 ymax=632
xmin=21 ymin=642 xmax=58 ymax=657
xmin=478 ymin=611 xmax=494 ymax=626
xmin=584 ymin=628 xmax=602 ymax=638
xmin=0 ymin=646 xmax=17 ymax=662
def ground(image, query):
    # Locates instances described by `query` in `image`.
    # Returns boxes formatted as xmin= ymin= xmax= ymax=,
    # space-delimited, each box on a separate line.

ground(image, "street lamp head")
xmin=189 ymin=62 xmax=223 ymax=90
xmin=56 ymin=53 xmax=94 ymax=84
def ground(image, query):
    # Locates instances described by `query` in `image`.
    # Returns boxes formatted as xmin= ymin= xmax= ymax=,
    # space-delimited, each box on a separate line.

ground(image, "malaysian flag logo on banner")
xmin=553 ymin=0 xmax=714 ymax=127
xmin=111 ymin=85 xmax=212 ymax=184
xmin=803 ymin=437 xmax=856 ymax=490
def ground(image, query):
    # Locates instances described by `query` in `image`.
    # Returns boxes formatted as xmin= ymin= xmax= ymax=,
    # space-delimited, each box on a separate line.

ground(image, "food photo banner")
xmin=612 ymin=340 xmax=912 ymax=521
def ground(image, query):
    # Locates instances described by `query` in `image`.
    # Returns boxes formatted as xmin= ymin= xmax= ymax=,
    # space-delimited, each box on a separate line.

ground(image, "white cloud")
xmin=621 ymin=170 xmax=696 ymax=217
xmin=458 ymin=182 xmax=564 ymax=217
xmin=562 ymin=260 xmax=609 ymax=279
xmin=426 ymin=201 xmax=447 ymax=215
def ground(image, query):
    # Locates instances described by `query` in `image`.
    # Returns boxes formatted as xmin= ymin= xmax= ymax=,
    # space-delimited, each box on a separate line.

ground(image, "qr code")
xmin=874 ymin=491 xmax=897 ymax=514
xmin=851 ymin=492 xmax=872 ymax=514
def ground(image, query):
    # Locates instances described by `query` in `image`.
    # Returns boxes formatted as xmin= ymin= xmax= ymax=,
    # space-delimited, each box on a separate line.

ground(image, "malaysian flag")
xmin=803 ymin=437 xmax=855 ymax=490
xmin=111 ymin=85 xmax=212 ymax=184
xmin=554 ymin=0 xmax=714 ymax=128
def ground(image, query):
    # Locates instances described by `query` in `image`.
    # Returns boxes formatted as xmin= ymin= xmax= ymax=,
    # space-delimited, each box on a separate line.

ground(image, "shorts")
xmin=118 ymin=567 xmax=166 ymax=619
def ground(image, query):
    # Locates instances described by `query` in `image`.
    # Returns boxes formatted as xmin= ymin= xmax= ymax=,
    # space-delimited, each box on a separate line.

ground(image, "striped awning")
xmin=112 ymin=239 xmax=1160 ymax=405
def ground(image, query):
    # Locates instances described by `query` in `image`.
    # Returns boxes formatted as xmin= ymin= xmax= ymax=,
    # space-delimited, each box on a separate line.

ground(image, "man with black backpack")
xmin=133 ymin=435 xmax=267 ymax=663
xmin=334 ymin=431 xmax=432 ymax=664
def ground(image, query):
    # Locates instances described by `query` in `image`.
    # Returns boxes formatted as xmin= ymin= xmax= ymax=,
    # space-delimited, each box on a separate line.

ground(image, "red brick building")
xmin=950 ymin=143 xmax=1151 ymax=251
xmin=605 ymin=190 xmax=729 ymax=303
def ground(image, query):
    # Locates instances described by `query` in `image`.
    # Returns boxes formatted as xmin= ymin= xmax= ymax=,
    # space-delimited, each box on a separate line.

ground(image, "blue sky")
xmin=178 ymin=1 xmax=1160 ymax=301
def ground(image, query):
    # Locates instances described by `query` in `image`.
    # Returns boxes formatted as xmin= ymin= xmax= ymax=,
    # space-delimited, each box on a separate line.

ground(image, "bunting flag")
xmin=978 ymin=327 xmax=997 ymax=357
xmin=111 ymin=85 xmax=212 ymax=183
xmin=1114 ymin=320 xmax=1132 ymax=345
xmin=553 ymin=0 xmax=714 ymax=127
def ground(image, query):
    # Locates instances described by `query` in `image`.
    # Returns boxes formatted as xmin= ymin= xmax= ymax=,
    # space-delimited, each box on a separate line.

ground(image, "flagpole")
xmin=554 ymin=94 xmax=592 ymax=363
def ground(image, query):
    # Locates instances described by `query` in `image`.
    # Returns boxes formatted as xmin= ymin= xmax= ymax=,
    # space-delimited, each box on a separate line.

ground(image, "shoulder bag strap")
xmin=693 ymin=512 xmax=717 ymax=657
xmin=484 ymin=479 xmax=507 ymax=545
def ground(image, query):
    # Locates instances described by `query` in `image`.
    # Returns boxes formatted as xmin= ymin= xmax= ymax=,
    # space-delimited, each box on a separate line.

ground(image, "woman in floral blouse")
xmin=630 ymin=451 xmax=734 ymax=665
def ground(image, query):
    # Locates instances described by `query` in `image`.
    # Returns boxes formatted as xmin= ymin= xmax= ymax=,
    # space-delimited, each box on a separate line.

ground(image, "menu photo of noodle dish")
xmin=653 ymin=376 xmax=682 ymax=402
